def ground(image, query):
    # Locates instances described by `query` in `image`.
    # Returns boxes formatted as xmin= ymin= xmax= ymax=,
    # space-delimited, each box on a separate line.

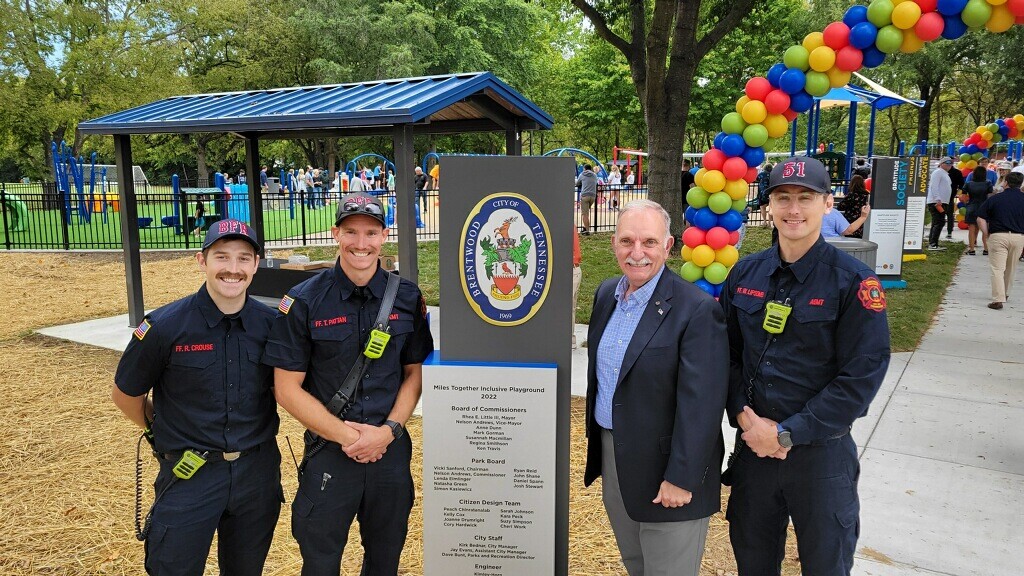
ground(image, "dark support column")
xmin=114 ymin=135 xmax=144 ymax=327
xmin=392 ymin=124 xmax=418 ymax=282
xmin=506 ymin=119 xmax=522 ymax=155
xmin=244 ymin=136 xmax=266 ymax=256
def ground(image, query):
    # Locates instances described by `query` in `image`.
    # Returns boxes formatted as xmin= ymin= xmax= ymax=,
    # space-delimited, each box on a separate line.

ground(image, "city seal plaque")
xmin=460 ymin=192 xmax=552 ymax=326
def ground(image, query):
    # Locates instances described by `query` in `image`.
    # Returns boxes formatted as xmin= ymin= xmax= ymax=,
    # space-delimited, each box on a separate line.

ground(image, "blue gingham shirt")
xmin=594 ymin=266 xmax=666 ymax=429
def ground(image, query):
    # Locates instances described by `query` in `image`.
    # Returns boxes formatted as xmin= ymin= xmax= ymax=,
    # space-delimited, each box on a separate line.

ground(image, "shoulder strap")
xmin=323 ymin=272 xmax=402 ymax=416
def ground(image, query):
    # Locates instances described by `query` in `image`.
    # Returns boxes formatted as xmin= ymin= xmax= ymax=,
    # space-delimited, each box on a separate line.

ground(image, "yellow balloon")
xmin=1015 ymin=114 xmax=1024 ymax=125
xmin=966 ymin=160 xmax=978 ymax=169
xmin=693 ymin=168 xmax=707 ymax=188
xmin=982 ymin=130 xmax=993 ymax=141
xmin=809 ymin=46 xmax=837 ymax=72
xmin=681 ymin=245 xmax=693 ymax=262
xmin=892 ymin=0 xmax=912 ymax=4
xmin=763 ymin=113 xmax=790 ymax=138
xmin=988 ymin=0 xmax=1007 ymax=5
xmin=826 ymin=67 xmax=852 ymax=88
xmin=725 ymin=179 xmax=748 ymax=201
xmin=715 ymin=245 xmax=740 ymax=267
xmin=802 ymin=32 xmax=825 ymax=52
xmin=691 ymin=244 xmax=716 ymax=268
xmin=956 ymin=161 xmax=966 ymax=170
xmin=986 ymin=4 xmax=1014 ymax=32
xmin=703 ymin=170 xmax=726 ymax=193
xmin=891 ymin=1 xmax=922 ymax=29
xmin=741 ymin=100 xmax=768 ymax=124
xmin=735 ymin=95 xmax=751 ymax=115
xmin=977 ymin=126 xmax=988 ymax=135
xmin=900 ymin=28 xmax=925 ymax=53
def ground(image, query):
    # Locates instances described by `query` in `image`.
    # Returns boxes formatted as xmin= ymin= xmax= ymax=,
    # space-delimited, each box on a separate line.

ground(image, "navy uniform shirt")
xmin=263 ymin=262 xmax=434 ymax=425
xmin=719 ymin=236 xmax=891 ymax=445
xmin=114 ymin=285 xmax=279 ymax=453
xmin=976 ymin=188 xmax=1024 ymax=234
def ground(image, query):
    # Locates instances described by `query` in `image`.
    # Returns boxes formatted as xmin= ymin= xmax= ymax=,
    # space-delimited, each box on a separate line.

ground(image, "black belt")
xmin=156 ymin=441 xmax=266 ymax=463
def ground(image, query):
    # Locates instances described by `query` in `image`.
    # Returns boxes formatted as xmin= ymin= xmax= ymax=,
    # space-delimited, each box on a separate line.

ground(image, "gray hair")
xmin=617 ymin=199 xmax=672 ymax=241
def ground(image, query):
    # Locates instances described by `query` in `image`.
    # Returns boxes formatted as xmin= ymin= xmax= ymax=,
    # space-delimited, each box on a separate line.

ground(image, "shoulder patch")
xmin=420 ymin=296 xmax=427 ymax=319
xmin=278 ymin=295 xmax=295 ymax=315
xmin=133 ymin=319 xmax=152 ymax=340
xmin=857 ymin=277 xmax=887 ymax=312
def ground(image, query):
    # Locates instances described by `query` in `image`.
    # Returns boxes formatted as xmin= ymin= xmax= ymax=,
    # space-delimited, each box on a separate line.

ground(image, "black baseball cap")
xmin=767 ymin=156 xmax=832 ymax=195
xmin=202 ymin=219 xmax=260 ymax=252
xmin=335 ymin=192 xmax=386 ymax=227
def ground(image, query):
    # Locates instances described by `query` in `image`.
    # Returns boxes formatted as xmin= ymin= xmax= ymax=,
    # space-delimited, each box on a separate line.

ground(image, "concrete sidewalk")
xmin=37 ymin=230 xmax=1024 ymax=575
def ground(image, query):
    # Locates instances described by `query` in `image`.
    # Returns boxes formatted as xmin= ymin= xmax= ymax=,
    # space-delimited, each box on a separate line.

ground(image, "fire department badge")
xmin=460 ymin=193 xmax=551 ymax=326
xmin=857 ymin=277 xmax=887 ymax=312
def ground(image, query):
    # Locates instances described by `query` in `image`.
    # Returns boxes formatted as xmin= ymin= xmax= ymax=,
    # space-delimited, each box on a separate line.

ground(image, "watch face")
xmin=779 ymin=431 xmax=793 ymax=448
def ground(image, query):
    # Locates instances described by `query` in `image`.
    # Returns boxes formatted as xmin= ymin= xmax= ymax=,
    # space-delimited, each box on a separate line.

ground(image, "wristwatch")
xmin=384 ymin=419 xmax=405 ymax=440
xmin=776 ymin=423 xmax=793 ymax=449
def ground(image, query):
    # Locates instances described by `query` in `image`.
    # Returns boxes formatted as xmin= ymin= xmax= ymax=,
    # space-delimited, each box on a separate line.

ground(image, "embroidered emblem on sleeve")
xmin=857 ymin=278 xmax=887 ymax=312
xmin=133 ymin=319 xmax=152 ymax=340
xmin=278 ymin=295 xmax=295 ymax=315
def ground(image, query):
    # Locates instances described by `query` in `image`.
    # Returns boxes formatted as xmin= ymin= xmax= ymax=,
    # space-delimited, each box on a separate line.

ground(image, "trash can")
xmin=268 ymin=177 xmax=280 ymax=195
xmin=824 ymin=237 xmax=877 ymax=270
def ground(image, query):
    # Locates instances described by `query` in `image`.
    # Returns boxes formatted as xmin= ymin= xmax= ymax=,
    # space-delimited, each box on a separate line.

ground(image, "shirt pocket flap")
xmin=310 ymin=323 xmax=354 ymax=343
xmin=793 ymin=301 xmax=839 ymax=323
xmin=731 ymin=294 xmax=765 ymax=315
xmin=247 ymin=347 xmax=263 ymax=363
xmin=168 ymin=351 xmax=217 ymax=368
xmin=388 ymin=320 xmax=414 ymax=336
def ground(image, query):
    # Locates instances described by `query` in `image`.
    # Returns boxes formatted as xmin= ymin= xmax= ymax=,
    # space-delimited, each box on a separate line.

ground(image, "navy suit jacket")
xmin=584 ymin=268 xmax=729 ymax=522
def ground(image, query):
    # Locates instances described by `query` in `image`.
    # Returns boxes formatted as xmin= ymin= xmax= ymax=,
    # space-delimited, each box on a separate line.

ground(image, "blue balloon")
xmin=742 ymin=146 xmax=766 ymax=168
xmin=718 ymin=209 xmax=744 ymax=232
xmin=766 ymin=63 xmax=787 ymax=88
xmin=997 ymin=119 xmax=1006 ymax=127
xmin=849 ymin=22 xmax=878 ymax=50
xmin=959 ymin=145 xmax=968 ymax=154
xmin=684 ymin=206 xmax=697 ymax=223
xmin=692 ymin=207 xmax=719 ymax=230
xmin=694 ymin=279 xmax=716 ymax=296
xmin=941 ymin=14 xmax=968 ymax=39
xmin=779 ymin=68 xmax=806 ymax=95
xmin=967 ymin=144 xmax=979 ymax=154
xmin=713 ymin=282 xmax=724 ymax=297
xmin=936 ymin=0 xmax=968 ymax=16
xmin=843 ymin=5 xmax=869 ymax=27
xmin=862 ymin=46 xmax=886 ymax=68
xmin=789 ymin=91 xmax=814 ymax=113
xmin=689 ymin=166 xmax=699 ymax=175
xmin=721 ymin=134 xmax=747 ymax=157
xmin=713 ymin=131 xmax=727 ymax=150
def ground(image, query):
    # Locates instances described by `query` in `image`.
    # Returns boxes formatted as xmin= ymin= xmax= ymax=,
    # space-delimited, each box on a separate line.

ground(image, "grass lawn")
xmin=297 ymin=227 xmax=960 ymax=353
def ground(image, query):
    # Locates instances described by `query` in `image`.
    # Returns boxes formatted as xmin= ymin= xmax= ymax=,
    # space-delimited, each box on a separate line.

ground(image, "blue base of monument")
xmin=881 ymin=280 xmax=907 ymax=289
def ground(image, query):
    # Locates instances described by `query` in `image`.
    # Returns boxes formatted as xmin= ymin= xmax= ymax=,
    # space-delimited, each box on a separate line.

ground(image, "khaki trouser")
xmin=987 ymin=232 xmax=1024 ymax=303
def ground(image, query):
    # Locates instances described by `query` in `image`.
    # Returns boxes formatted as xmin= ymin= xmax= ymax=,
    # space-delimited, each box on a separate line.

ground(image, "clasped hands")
xmin=739 ymin=406 xmax=791 ymax=460
xmin=337 ymin=421 xmax=393 ymax=464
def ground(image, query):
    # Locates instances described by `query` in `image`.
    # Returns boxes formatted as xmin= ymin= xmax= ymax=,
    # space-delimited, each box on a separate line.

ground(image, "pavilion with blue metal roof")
xmin=79 ymin=72 xmax=554 ymax=326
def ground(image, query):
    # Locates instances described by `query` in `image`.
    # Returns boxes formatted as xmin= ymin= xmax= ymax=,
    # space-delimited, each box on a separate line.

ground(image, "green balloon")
xmin=875 ymin=25 xmax=903 ymax=54
xmin=686 ymin=186 xmax=710 ymax=209
xmin=972 ymin=152 xmax=983 ymax=160
xmin=703 ymin=262 xmax=729 ymax=285
xmin=783 ymin=45 xmax=810 ymax=72
xmin=722 ymin=112 xmax=747 ymax=135
xmin=987 ymin=122 xmax=999 ymax=133
xmin=962 ymin=0 xmax=992 ymax=28
xmin=743 ymin=123 xmax=769 ymax=148
xmin=804 ymin=71 xmax=831 ymax=97
xmin=708 ymin=191 xmax=733 ymax=215
xmin=960 ymin=153 xmax=971 ymax=162
xmin=681 ymin=262 xmax=704 ymax=283
xmin=732 ymin=198 xmax=749 ymax=212
xmin=867 ymin=0 xmax=894 ymax=28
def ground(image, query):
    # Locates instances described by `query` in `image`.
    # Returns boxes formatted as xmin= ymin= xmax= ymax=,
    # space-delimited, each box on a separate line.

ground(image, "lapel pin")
xmin=658 ymin=309 xmax=664 ymax=315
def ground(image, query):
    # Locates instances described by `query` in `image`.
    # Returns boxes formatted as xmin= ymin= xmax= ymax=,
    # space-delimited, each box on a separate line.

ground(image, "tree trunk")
xmin=196 ymin=143 xmax=208 ymax=183
xmin=916 ymin=84 xmax=931 ymax=144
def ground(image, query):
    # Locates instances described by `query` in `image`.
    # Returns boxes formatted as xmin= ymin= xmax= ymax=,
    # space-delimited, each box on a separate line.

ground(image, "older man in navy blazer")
xmin=584 ymin=199 xmax=729 ymax=576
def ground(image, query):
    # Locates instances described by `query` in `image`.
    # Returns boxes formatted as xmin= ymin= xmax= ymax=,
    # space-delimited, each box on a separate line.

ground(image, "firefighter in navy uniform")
xmin=719 ymin=157 xmax=891 ymax=576
xmin=112 ymin=219 xmax=282 ymax=576
xmin=263 ymin=192 xmax=434 ymax=576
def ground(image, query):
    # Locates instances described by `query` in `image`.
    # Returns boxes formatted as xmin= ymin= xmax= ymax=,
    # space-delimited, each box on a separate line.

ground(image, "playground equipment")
xmin=346 ymin=154 xmax=395 ymax=180
xmin=611 ymin=146 xmax=645 ymax=185
xmin=541 ymin=148 xmax=610 ymax=180
xmin=1 ymin=193 xmax=30 ymax=232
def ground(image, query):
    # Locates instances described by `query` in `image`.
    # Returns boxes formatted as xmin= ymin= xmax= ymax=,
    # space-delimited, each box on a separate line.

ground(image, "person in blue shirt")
xmin=113 ymin=220 xmax=282 ymax=576
xmin=719 ymin=157 xmax=891 ymax=576
xmin=820 ymin=196 xmax=869 ymax=238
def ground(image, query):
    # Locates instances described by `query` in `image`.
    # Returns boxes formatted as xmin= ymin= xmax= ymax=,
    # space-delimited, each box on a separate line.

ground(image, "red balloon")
xmin=978 ymin=139 xmax=990 ymax=150
xmin=703 ymin=149 xmax=726 ymax=171
xmin=745 ymin=77 xmax=772 ymax=102
xmin=706 ymin=227 xmax=731 ymax=250
xmin=957 ymin=221 xmax=969 ymax=230
xmin=835 ymin=46 xmax=863 ymax=72
xmin=823 ymin=22 xmax=851 ymax=50
xmin=782 ymin=109 xmax=799 ymax=121
xmin=1017 ymin=14 xmax=1024 ymax=24
xmin=764 ymin=89 xmax=791 ymax=115
xmin=914 ymin=0 xmax=938 ymax=11
xmin=1006 ymin=118 xmax=1016 ymax=129
xmin=1009 ymin=0 xmax=1024 ymax=17
xmin=1010 ymin=127 xmax=1019 ymax=139
xmin=961 ymin=167 xmax=972 ymax=178
xmin=864 ymin=177 xmax=872 ymax=192
xmin=722 ymin=157 xmax=748 ymax=180
xmin=966 ymin=133 xmax=979 ymax=144
xmin=744 ymin=167 xmax=759 ymax=183
xmin=728 ymin=230 xmax=740 ymax=245
xmin=682 ymin=226 xmax=706 ymax=249
xmin=914 ymin=12 xmax=944 ymax=42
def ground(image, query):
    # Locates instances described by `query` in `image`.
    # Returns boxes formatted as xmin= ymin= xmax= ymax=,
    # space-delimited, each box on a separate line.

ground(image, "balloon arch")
xmin=681 ymin=0 xmax=1024 ymax=296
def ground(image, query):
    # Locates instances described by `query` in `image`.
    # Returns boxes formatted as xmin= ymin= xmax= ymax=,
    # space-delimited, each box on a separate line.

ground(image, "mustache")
xmin=625 ymin=257 xmax=652 ymax=266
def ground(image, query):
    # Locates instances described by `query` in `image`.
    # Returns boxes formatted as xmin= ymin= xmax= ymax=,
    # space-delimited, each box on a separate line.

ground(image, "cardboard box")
xmin=379 ymin=255 xmax=398 ymax=271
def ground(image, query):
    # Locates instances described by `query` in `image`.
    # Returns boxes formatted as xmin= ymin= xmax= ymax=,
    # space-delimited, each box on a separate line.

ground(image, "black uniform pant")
xmin=928 ymin=204 xmax=946 ymax=247
xmin=726 ymin=434 xmax=859 ymax=576
xmin=145 ymin=442 xmax=283 ymax=576
xmin=292 ymin=434 xmax=414 ymax=576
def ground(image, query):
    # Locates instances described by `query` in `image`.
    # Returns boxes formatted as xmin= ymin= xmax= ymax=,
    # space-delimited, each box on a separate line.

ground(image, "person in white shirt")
xmin=926 ymin=157 xmax=953 ymax=250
